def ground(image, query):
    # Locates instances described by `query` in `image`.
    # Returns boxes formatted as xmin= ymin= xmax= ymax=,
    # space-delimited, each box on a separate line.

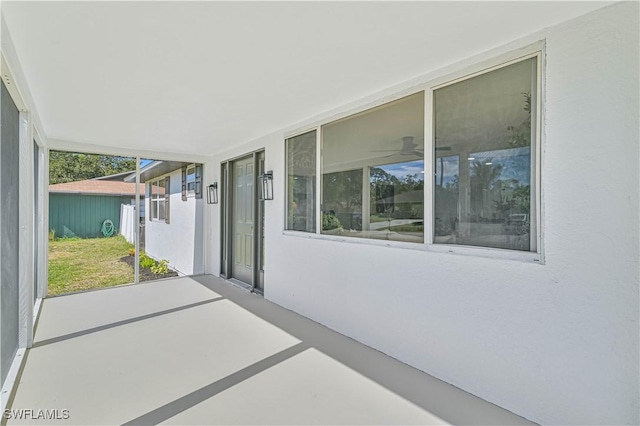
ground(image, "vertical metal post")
xmin=251 ymin=152 xmax=257 ymax=291
xmin=134 ymin=156 xmax=140 ymax=283
xmin=220 ymin=162 xmax=226 ymax=277
xmin=224 ymin=163 xmax=231 ymax=277
xmin=18 ymin=111 xmax=34 ymax=348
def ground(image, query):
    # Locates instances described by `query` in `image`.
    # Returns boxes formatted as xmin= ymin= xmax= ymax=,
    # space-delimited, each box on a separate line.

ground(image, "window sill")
xmin=283 ymin=229 xmax=426 ymax=251
xmin=282 ymin=230 xmax=543 ymax=264
xmin=425 ymin=243 xmax=543 ymax=264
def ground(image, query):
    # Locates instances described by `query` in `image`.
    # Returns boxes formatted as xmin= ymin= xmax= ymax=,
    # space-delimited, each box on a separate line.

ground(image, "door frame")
xmin=220 ymin=149 xmax=265 ymax=294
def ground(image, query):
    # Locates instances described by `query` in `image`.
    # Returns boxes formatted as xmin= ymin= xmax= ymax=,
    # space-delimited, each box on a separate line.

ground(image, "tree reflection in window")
xmin=368 ymin=160 xmax=424 ymax=240
xmin=322 ymin=169 xmax=363 ymax=231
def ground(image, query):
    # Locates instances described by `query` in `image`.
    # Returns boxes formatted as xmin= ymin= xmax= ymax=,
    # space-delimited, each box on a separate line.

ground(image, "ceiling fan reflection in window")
xmin=371 ymin=136 xmax=451 ymax=158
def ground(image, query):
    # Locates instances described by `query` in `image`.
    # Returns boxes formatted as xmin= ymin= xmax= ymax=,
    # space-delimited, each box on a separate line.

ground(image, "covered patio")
xmin=1 ymin=2 xmax=638 ymax=424
xmin=8 ymin=276 xmax=531 ymax=425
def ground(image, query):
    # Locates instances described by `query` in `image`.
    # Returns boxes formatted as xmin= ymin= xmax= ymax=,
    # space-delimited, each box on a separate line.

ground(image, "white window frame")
xmin=150 ymin=176 xmax=167 ymax=222
xmin=424 ymin=51 xmax=542 ymax=262
xmin=284 ymin=130 xmax=319 ymax=233
xmin=186 ymin=165 xmax=196 ymax=197
xmin=282 ymin=43 xmax=544 ymax=264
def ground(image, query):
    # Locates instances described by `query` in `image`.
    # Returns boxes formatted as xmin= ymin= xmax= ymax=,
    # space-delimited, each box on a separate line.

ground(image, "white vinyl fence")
xmin=120 ymin=203 xmax=136 ymax=244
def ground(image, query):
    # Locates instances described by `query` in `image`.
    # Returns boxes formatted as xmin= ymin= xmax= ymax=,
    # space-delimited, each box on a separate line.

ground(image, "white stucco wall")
xmin=145 ymin=169 xmax=204 ymax=276
xmin=205 ymin=3 xmax=639 ymax=425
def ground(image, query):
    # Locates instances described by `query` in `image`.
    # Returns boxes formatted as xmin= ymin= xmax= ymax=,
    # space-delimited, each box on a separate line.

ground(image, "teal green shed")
xmin=49 ymin=193 xmax=131 ymax=238
xmin=48 ymin=179 xmax=143 ymax=238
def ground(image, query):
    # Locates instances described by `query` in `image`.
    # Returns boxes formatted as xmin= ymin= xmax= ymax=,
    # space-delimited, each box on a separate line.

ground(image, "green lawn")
xmin=48 ymin=235 xmax=134 ymax=296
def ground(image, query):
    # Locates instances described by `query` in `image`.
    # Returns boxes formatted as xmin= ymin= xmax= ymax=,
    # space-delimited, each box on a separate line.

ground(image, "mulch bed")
xmin=119 ymin=255 xmax=179 ymax=282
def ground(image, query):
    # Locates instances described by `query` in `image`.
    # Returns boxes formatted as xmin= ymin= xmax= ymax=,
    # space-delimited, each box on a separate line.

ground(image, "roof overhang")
xmin=49 ymin=191 xmax=141 ymax=197
xmin=125 ymin=161 xmax=193 ymax=183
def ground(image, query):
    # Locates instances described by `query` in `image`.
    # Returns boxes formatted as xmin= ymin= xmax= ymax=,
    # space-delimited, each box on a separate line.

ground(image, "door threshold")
xmin=226 ymin=278 xmax=263 ymax=296
xmin=227 ymin=278 xmax=253 ymax=292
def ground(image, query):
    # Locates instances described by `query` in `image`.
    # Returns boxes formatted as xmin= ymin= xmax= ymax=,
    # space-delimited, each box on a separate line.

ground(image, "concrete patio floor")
xmin=6 ymin=275 xmax=534 ymax=425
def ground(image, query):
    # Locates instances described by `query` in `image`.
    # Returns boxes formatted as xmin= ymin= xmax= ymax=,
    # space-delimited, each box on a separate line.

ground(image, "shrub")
xmin=151 ymin=259 xmax=169 ymax=275
xmin=322 ymin=213 xmax=342 ymax=231
xmin=49 ymin=229 xmax=56 ymax=241
xmin=139 ymin=253 xmax=156 ymax=269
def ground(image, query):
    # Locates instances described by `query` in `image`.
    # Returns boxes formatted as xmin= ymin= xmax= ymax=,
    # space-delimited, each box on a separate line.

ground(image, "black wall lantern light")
xmin=259 ymin=171 xmax=274 ymax=200
xmin=207 ymin=183 xmax=218 ymax=204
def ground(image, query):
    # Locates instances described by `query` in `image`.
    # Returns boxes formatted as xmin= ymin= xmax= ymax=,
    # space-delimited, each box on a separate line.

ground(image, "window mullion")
xmin=533 ymin=52 xmax=543 ymax=254
xmin=424 ymin=89 xmax=435 ymax=247
xmin=315 ymin=126 xmax=322 ymax=235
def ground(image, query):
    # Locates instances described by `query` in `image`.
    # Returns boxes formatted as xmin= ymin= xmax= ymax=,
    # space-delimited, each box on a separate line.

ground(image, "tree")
xmin=323 ymin=169 xmax=363 ymax=213
xmin=369 ymin=167 xmax=397 ymax=215
xmin=507 ymin=91 xmax=532 ymax=148
xmin=49 ymin=151 xmax=136 ymax=184
xmin=470 ymin=160 xmax=503 ymax=219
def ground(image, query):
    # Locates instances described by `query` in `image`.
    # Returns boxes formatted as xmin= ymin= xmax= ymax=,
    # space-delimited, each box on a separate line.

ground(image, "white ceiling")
xmin=1 ymin=1 xmax=611 ymax=157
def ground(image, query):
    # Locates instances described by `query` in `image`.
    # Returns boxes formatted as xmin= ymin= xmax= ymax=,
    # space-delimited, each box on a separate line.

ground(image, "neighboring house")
xmin=94 ymin=170 xmax=147 ymax=218
xmin=48 ymin=180 xmax=146 ymax=238
xmin=125 ymin=161 xmax=205 ymax=276
xmin=93 ymin=170 xmax=137 ymax=182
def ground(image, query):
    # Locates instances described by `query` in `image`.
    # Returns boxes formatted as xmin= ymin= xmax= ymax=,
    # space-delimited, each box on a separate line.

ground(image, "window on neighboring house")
xmin=284 ymin=54 xmax=539 ymax=255
xmin=186 ymin=166 xmax=196 ymax=195
xmin=149 ymin=176 xmax=170 ymax=223
xmin=182 ymin=164 xmax=202 ymax=201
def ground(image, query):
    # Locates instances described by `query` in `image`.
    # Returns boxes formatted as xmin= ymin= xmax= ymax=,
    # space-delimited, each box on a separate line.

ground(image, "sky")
xmin=379 ymin=160 xmax=424 ymax=180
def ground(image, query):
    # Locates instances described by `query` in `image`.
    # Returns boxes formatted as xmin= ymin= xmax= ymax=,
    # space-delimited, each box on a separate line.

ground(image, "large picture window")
xmin=433 ymin=58 xmax=537 ymax=251
xmin=321 ymin=93 xmax=425 ymax=243
xmin=283 ymin=54 xmax=540 ymax=256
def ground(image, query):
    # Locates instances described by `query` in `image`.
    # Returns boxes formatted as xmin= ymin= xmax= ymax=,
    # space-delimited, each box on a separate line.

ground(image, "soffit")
xmin=1 ymin=1 xmax=611 ymax=156
xmin=124 ymin=161 xmax=192 ymax=183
